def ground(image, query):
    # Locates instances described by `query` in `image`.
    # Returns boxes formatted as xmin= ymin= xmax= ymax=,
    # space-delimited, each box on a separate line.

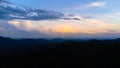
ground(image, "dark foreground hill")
xmin=0 ymin=36 xmax=120 ymax=68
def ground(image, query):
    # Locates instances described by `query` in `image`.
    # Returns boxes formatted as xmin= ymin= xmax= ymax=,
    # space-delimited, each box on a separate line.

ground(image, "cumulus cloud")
xmin=0 ymin=18 xmax=119 ymax=39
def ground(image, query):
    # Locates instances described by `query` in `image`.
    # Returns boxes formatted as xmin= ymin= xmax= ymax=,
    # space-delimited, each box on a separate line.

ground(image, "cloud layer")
xmin=0 ymin=18 xmax=119 ymax=39
xmin=0 ymin=0 xmax=81 ymax=21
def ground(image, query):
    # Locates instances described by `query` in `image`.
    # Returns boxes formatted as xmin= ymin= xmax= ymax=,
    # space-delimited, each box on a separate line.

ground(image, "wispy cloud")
xmin=87 ymin=2 xmax=106 ymax=7
xmin=77 ymin=1 xmax=106 ymax=10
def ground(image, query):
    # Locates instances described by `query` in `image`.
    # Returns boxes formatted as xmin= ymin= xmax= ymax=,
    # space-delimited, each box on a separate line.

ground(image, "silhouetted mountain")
xmin=0 ymin=36 xmax=120 ymax=68
xmin=0 ymin=36 xmax=13 ymax=41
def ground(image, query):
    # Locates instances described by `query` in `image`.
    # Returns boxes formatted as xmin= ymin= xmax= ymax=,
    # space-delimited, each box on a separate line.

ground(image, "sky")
xmin=0 ymin=0 xmax=120 ymax=39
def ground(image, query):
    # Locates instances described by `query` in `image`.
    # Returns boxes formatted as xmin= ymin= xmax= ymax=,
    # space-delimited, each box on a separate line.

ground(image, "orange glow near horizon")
xmin=53 ymin=25 xmax=77 ymax=33
xmin=9 ymin=20 xmax=120 ymax=36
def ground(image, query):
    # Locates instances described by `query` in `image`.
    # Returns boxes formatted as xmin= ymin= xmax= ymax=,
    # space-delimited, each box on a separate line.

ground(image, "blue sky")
xmin=7 ymin=0 xmax=120 ymax=20
xmin=0 ymin=0 xmax=120 ymax=39
xmin=7 ymin=0 xmax=99 ymax=9
xmin=6 ymin=0 xmax=119 ymax=11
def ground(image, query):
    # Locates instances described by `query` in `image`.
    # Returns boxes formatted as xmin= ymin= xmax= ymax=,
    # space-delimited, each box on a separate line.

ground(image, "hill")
xmin=0 ymin=36 xmax=120 ymax=68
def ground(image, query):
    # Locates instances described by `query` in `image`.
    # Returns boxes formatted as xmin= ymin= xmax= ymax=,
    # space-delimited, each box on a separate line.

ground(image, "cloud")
xmin=87 ymin=2 xmax=106 ymax=7
xmin=78 ymin=1 xmax=106 ymax=10
xmin=0 ymin=18 xmax=119 ymax=39
xmin=0 ymin=0 xmax=81 ymax=21
xmin=0 ymin=0 xmax=120 ymax=39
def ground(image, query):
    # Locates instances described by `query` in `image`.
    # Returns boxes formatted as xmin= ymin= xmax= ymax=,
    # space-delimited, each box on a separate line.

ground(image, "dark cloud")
xmin=62 ymin=18 xmax=72 ymax=20
xmin=0 ymin=0 xmax=81 ymax=21
xmin=73 ymin=18 xmax=80 ymax=20
xmin=0 ymin=0 xmax=64 ymax=21
xmin=83 ymin=16 xmax=92 ymax=19
xmin=62 ymin=18 xmax=80 ymax=20
xmin=68 ymin=14 xmax=75 ymax=17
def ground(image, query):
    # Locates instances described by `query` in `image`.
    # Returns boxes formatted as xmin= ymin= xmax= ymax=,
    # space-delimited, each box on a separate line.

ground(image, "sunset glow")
xmin=53 ymin=25 xmax=76 ymax=33
xmin=0 ymin=0 xmax=120 ymax=39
